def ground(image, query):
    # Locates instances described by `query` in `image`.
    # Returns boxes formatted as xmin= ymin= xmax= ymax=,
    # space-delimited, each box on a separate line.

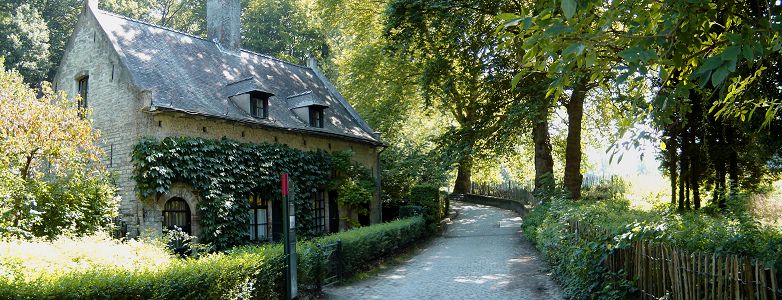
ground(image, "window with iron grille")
xmin=248 ymin=192 xmax=269 ymax=241
xmin=313 ymin=190 xmax=326 ymax=233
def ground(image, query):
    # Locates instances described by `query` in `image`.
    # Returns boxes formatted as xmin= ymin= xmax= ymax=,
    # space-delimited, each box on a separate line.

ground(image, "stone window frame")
xmin=157 ymin=183 xmax=201 ymax=237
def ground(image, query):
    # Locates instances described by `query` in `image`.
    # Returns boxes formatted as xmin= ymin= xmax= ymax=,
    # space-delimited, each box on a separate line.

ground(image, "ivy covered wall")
xmin=132 ymin=136 xmax=333 ymax=249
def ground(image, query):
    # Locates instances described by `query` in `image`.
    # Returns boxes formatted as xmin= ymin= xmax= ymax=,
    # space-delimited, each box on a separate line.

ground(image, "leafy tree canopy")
xmin=0 ymin=61 xmax=118 ymax=238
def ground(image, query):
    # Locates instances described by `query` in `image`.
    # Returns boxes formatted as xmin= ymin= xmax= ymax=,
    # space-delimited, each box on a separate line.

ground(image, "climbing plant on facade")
xmin=132 ymin=137 xmax=332 ymax=249
xmin=329 ymin=150 xmax=374 ymax=228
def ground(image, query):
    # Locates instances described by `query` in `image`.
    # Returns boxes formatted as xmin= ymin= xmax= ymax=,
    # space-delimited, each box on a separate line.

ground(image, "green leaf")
xmin=497 ymin=13 xmax=521 ymax=22
xmin=711 ymin=65 xmax=730 ymax=86
xmin=563 ymin=43 xmax=586 ymax=56
xmin=721 ymin=45 xmax=741 ymax=60
xmin=695 ymin=56 xmax=723 ymax=74
xmin=511 ymin=73 xmax=524 ymax=89
xmin=697 ymin=71 xmax=711 ymax=87
xmin=561 ymin=0 xmax=576 ymax=19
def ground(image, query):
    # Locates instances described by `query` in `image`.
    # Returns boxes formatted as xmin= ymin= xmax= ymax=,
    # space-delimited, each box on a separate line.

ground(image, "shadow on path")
xmin=323 ymin=201 xmax=562 ymax=299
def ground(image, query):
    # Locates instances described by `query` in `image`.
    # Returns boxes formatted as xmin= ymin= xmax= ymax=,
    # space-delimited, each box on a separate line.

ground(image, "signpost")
xmin=281 ymin=173 xmax=298 ymax=300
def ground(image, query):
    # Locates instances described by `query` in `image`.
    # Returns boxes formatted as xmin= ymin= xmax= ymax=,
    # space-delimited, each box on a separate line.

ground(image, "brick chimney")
xmin=207 ymin=0 xmax=241 ymax=53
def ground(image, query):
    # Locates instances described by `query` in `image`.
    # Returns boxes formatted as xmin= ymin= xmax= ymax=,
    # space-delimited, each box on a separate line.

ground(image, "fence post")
xmin=316 ymin=244 xmax=323 ymax=293
xmin=336 ymin=240 xmax=343 ymax=283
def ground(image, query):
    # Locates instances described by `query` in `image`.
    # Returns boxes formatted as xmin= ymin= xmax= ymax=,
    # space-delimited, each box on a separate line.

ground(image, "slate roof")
xmin=91 ymin=9 xmax=381 ymax=145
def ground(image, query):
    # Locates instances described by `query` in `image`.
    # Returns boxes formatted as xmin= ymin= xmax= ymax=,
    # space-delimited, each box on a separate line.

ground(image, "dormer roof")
xmin=288 ymin=91 xmax=329 ymax=109
xmin=225 ymin=77 xmax=273 ymax=98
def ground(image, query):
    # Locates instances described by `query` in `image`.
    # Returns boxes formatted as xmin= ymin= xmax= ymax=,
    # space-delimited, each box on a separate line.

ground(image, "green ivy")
xmin=132 ymin=137 xmax=332 ymax=249
xmin=329 ymin=150 xmax=375 ymax=220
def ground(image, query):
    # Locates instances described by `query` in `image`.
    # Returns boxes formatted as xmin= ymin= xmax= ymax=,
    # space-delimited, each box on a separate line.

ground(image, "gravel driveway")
xmin=323 ymin=201 xmax=562 ymax=299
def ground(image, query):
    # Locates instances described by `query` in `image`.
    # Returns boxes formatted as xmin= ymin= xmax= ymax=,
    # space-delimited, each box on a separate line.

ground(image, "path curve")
xmin=323 ymin=201 xmax=562 ymax=299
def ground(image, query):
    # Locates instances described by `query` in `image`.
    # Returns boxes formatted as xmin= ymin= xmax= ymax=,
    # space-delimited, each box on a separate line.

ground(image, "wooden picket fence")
xmin=568 ymin=220 xmax=781 ymax=299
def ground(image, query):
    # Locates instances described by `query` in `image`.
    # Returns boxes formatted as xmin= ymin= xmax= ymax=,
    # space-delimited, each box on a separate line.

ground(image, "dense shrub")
xmin=408 ymin=185 xmax=444 ymax=231
xmin=398 ymin=205 xmax=425 ymax=218
xmin=0 ymin=216 xmax=426 ymax=299
xmin=523 ymin=195 xmax=782 ymax=299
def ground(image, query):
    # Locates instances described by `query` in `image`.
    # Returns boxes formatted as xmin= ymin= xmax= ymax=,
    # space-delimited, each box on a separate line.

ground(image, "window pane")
xmin=257 ymin=208 xmax=267 ymax=224
xmin=256 ymin=224 xmax=266 ymax=238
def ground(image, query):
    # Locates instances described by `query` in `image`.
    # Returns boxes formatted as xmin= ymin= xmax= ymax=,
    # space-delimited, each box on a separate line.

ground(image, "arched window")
xmin=248 ymin=192 xmax=269 ymax=241
xmin=162 ymin=197 xmax=191 ymax=234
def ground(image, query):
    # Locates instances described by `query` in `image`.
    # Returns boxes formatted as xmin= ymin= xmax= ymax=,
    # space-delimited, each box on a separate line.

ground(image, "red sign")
xmin=281 ymin=173 xmax=289 ymax=196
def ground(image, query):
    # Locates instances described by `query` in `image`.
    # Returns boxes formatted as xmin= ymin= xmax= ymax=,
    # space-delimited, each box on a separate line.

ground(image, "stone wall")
xmin=53 ymin=6 xmax=148 ymax=236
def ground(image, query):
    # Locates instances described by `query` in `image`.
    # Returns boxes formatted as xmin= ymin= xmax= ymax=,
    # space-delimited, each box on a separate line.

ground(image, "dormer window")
xmin=250 ymin=92 xmax=268 ymax=119
xmin=224 ymin=77 xmax=274 ymax=120
xmin=288 ymin=91 xmax=328 ymax=128
xmin=309 ymin=106 xmax=324 ymax=128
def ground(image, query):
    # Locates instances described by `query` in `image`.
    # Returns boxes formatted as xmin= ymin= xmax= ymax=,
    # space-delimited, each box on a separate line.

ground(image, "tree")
xmin=0 ymin=4 xmax=51 ymax=84
xmin=500 ymin=0 xmax=782 ymax=206
xmin=310 ymin=0 xmax=452 ymax=200
xmin=498 ymin=0 xmax=631 ymax=199
xmin=102 ymin=0 xmax=206 ymax=36
xmin=385 ymin=0 xmax=531 ymax=194
xmin=0 ymin=62 xmax=118 ymax=238
xmin=242 ymin=0 xmax=325 ymax=64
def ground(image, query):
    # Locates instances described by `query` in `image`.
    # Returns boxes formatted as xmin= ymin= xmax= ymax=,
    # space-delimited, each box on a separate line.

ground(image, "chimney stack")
xmin=207 ymin=0 xmax=241 ymax=53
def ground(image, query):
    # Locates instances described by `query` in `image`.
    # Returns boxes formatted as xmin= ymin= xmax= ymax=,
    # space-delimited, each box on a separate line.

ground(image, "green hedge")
xmin=0 ymin=216 xmax=426 ymax=299
xmin=317 ymin=216 xmax=426 ymax=276
xmin=523 ymin=195 xmax=782 ymax=299
xmin=409 ymin=185 xmax=444 ymax=231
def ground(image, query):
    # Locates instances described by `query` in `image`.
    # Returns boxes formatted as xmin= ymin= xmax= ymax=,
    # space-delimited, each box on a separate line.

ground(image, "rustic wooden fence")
xmin=569 ymin=220 xmax=781 ymax=299
xmin=469 ymin=181 xmax=534 ymax=203
xmin=581 ymin=174 xmax=624 ymax=190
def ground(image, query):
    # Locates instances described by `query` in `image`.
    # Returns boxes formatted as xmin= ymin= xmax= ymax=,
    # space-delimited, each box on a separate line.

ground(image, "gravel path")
xmin=323 ymin=201 xmax=562 ymax=299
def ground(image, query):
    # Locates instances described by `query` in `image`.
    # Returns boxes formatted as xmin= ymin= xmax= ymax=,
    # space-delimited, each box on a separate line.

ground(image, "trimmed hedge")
xmin=409 ymin=185 xmax=445 ymax=231
xmin=0 ymin=216 xmax=426 ymax=299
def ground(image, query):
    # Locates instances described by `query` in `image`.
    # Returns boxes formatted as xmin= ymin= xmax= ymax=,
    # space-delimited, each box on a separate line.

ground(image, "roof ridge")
xmin=95 ymin=9 xmax=312 ymax=71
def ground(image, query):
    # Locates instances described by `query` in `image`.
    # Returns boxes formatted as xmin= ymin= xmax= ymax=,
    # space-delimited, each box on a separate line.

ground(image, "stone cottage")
xmin=53 ymin=0 xmax=383 ymax=239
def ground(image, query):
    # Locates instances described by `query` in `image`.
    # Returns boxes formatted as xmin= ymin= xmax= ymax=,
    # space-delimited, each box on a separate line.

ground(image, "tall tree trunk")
xmin=690 ymin=126 xmax=700 ymax=209
xmin=563 ymin=79 xmax=589 ymax=200
xmin=678 ymin=137 xmax=685 ymax=210
xmin=453 ymin=155 xmax=473 ymax=194
xmin=716 ymin=158 xmax=726 ymax=208
xmin=685 ymin=178 xmax=690 ymax=209
xmin=533 ymin=109 xmax=554 ymax=193
xmin=668 ymin=129 xmax=678 ymax=206
xmin=729 ymin=148 xmax=739 ymax=196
